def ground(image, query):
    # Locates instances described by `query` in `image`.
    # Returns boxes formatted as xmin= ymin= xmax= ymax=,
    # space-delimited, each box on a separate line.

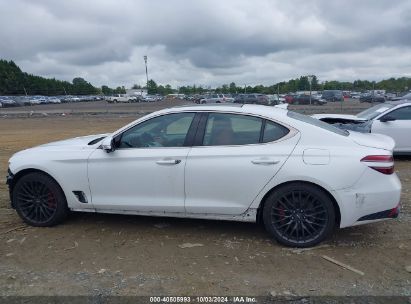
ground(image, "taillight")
xmin=361 ymin=155 xmax=394 ymax=175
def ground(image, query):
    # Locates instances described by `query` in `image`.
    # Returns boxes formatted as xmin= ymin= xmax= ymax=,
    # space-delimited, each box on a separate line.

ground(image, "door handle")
xmin=156 ymin=159 xmax=181 ymax=165
xmin=251 ymin=159 xmax=280 ymax=165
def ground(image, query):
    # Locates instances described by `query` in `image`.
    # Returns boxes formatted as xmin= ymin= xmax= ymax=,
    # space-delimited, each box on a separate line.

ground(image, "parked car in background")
xmin=143 ymin=95 xmax=157 ymax=102
xmin=266 ymin=94 xmax=281 ymax=105
xmin=234 ymin=94 xmax=280 ymax=105
xmin=0 ymin=96 xmax=18 ymax=108
xmin=392 ymin=92 xmax=411 ymax=101
xmin=47 ymin=97 xmax=61 ymax=104
xmin=107 ymin=94 xmax=137 ymax=103
xmin=312 ymin=100 xmax=411 ymax=154
xmin=200 ymin=94 xmax=233 ymax=104
xmin=359 ymin=93 xmax=385 ymax=103
xmin=290 ymin=94 xmax=327 ymax=105
xmin=322 ymin=90 xmax=343 ymax=102
xmin=0 ymin=97 xmax=18 ymax=107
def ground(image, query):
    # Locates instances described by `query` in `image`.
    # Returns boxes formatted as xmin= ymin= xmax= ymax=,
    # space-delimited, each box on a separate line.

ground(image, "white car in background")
xmin=47 ymin=97 xmax=61 ymax=104
xmin=200 ymin=94 xmax=234 ymax=103
xmin=312 ymin=100 xmax=411 ymax=155
xmin=7 ymin=104 xmax=401 ymax=247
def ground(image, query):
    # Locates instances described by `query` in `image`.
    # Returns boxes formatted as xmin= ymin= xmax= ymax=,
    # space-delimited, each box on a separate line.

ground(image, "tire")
xmin=13 ymin=172 xmax=69 ymax=227
xmin=262 ymin=183 xmax=335 ymax=247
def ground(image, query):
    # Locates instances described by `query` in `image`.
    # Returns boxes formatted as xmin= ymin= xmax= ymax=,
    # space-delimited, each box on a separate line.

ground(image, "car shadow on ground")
xmin=63 ymin=211 xmax=381 ymax=248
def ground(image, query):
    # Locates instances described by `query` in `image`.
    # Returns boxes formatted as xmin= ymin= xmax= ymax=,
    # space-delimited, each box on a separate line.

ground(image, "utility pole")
xmin=23 ymin=86 xmax=27 ymax=96
xmin=307 ymin=75 xmax=313 ymax=105
xmin=144 ymin=55 xmax=149 ymax=93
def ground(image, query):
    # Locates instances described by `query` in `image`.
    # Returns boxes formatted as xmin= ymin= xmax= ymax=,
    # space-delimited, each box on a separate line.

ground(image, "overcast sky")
xmin=1 ymin=0 xmax=411 ymax=88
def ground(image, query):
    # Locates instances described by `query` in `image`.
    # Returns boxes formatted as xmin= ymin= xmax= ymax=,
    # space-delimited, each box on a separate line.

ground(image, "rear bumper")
xmin=332 ymin=170 xmax=402 ymax=228
xmin=6 ymin=168 xmax=15 ymax=208
xmin=357 ymin=203 xmax=400 ymax=221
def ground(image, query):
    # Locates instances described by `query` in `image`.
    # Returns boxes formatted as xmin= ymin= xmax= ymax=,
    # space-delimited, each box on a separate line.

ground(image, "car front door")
xmin=184 ymin=112 xmax=299 ymax=215
xmin=87 ymin=112 xmax=198 ymax=212
xmin=372 ymin=105 xmax=411 ymax=153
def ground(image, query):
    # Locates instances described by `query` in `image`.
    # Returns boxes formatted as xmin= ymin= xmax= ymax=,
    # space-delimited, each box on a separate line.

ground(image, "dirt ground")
xmin=0 ymin=100 xmax=410 ymax=296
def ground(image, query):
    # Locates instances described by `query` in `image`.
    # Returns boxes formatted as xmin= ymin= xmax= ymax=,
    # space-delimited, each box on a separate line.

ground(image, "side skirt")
xmin=69 ymin=207 xmax=258 ymax=222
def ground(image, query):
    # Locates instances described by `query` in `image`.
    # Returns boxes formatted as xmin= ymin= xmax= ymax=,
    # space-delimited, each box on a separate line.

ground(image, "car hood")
xmin=39 ymin=133 xmax=109 ymax=148
xmin=349 ymin=131 xmax=395 ymax=151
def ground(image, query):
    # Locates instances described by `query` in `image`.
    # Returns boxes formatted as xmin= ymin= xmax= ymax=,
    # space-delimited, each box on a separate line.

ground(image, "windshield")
xmin=356 ymin=103 xmax=395 ymax=120
xmin=287 ymin=111 xmax=349 ymax=136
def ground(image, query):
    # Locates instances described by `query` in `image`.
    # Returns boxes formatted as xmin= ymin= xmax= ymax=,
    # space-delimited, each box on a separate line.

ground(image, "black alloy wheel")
xmin=13 ymin=172 xmax=69 ymax=226
xmin=263 ymin=183 xmax=335 ymax=247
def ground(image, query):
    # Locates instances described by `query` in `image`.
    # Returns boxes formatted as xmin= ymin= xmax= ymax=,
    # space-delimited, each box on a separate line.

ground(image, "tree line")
xmin=0 ymin=60 xmax=124 ymax=96
xmin=2 ymin=59 xmax=411 ymax=96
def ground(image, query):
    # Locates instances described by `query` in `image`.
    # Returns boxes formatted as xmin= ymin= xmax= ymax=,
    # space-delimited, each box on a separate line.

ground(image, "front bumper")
xmin=6 ymin=168 xmax=15 ymax=208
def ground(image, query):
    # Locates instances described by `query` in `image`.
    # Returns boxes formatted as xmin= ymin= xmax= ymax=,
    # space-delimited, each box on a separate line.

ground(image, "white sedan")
xmin=7 ymin=104 xmax=401 ymax=247
xmin=312 ymin=100 xmax=411 ymax=155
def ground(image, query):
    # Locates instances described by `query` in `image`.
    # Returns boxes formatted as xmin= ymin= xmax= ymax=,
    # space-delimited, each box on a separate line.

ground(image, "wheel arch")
xmin=9 ymin=168 xmax=65 ymax=208
xmin=256 ymin=180 xmax=341 ymax=227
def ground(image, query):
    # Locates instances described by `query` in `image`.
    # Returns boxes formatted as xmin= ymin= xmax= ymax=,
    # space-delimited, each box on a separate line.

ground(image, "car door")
xmin=184 ymin=112 xmax=299 ymax=215
xmin=87 ymin=112 xmax=198 ymax=212
xmin=372 ymin=105 xmax=411 ymax=152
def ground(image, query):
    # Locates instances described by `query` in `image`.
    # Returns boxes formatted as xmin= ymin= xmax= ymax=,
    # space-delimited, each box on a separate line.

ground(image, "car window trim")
xmin=192 ymin=112 xmax=209 ymax=146
xmin=183 ymin=112 xmax=202 ymax=147
xmin=259 ymin=119 xmax=266 ymax=143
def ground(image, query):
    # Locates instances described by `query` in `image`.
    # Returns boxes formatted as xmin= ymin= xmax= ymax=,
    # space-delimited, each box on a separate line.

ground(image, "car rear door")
xmin=184 ymin=112 xmax=299 ymax=215
xmin=372 ymin=105 xmax=411 ymax=152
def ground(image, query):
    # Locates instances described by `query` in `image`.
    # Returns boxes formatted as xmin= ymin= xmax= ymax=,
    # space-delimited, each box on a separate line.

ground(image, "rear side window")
xmin=202 ymin=113 xmax=290 ymax=146
xmin=203 ymin=113 xmax=262 ymax=146
xmin=287 ymin=111 xmax=349 ymax=136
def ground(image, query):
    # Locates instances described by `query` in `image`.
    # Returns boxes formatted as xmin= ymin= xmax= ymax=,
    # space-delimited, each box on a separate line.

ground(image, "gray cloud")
xmin=1 ymin=0 xmax=411 ymax=88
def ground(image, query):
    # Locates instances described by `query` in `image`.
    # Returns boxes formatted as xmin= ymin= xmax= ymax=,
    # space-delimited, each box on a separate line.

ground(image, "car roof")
xmin=169 ymin=103 xmax=289 ymax=118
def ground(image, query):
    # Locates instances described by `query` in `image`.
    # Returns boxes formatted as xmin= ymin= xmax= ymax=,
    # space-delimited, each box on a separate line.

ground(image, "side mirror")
xmin=101 ymin=136 xmax=115 ymax=153
xmin=380 ymin=116 xmax=396 ymax=123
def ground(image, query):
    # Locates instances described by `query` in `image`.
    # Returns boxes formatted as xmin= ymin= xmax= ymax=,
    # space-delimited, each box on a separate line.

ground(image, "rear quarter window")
xmin=287 ymin=111 xmax=349 ymax=136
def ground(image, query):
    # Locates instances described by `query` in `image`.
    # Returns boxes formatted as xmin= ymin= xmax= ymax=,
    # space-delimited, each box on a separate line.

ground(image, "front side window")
xmin=385 ymin=106 xmax=411 ymax=120
xmin=118 ymin=112 xmax=195 ymax=148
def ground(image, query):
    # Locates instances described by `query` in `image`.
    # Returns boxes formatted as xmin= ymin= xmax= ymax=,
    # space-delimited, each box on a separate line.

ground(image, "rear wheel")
xmin=13 ymin=172 xmax=69 ymax=227
xmin=263 ymin=183 xmax=335 ymax=247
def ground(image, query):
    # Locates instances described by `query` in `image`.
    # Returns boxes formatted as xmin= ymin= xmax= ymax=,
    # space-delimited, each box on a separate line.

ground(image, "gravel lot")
xmin=0 ymin=100 xmax=410 ymax=296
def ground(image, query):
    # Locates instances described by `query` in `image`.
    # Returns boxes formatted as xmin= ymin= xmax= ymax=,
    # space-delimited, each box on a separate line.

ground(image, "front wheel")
xmin=13 ymin=172 xmax=69 ymax=227
xmin=263 ymin=183 xmax=335 ymax=247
